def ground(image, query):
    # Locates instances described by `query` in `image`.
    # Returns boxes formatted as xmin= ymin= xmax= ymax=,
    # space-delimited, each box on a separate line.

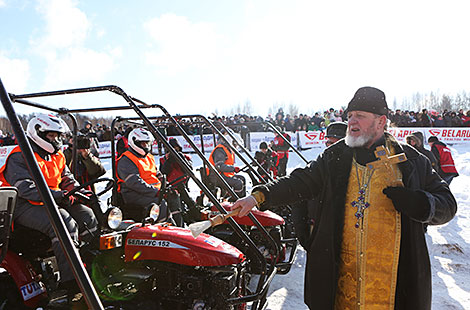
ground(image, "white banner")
xmin=98 ymin=141 xmax=113 ymax=158
xmin=163 ymin=134 xmax=217 ymax=153
xmin=385 ymin=127 xmax=470 ymax=144
xmin=423 ymin=127 xmax=470 ymax=143
xmin=297 ymin=130 xmax=328 ymax=148
xmin=386 ymin=128 xmax=426 ymax=143
xmin=0 ymin=145 xmax=16 ymax=167
xmin=249 ymin=131 xmax=297 ymax=151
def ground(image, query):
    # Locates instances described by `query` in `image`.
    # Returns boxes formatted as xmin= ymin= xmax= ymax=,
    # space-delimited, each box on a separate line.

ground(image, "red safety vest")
xmin=433 ymin=144 xmax=458 ymax=174
xmin=117 ymin=151 xmax=161 ymax=192
xmin=159 ymin=153 xmax=191 ymax=183
xmin=0 ymin=146 xmax=65 ymax=205
xmin=207 ymin=144 xmax=235 ymax=177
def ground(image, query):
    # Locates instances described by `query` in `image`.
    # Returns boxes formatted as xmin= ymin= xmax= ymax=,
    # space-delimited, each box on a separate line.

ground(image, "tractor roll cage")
xmin=110 ymin=114 xmax=279 ymax=308
xmin=114 ymin=115 xmax=300 ymax=274
xmin=7 ymin=84 xmax=276 ymax=309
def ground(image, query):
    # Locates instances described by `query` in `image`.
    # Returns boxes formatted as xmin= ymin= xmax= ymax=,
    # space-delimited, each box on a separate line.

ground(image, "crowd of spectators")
xmin=1 ymin=107 xmax=469 ymax=147
xmin=207 ymin=107 xmax=470 ymax=135
xmin=0 ymin=130 xmax=16 ymax=146
xmin=389 ymin=108 xmax=470 ymax=128
xmin=82 ymin=107 xmax=470 ymax=142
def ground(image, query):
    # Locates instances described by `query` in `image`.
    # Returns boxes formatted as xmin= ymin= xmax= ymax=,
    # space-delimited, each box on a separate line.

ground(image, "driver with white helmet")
xmin=117 ymin=128 xmax=183 ymax=225
xmin=0 ymin=113 xmax=98 ymax=300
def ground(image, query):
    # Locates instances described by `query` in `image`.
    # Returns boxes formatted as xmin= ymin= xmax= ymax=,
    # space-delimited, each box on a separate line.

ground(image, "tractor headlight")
xmin=106 ymin=207 xmax=123 ymax=229
xmin=149 ymin=204 xmax=160 ymax=221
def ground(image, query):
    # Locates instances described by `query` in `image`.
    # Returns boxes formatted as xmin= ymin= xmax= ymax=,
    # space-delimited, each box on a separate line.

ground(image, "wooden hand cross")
xmin=366 ymin=145 xmax=407 ymax=187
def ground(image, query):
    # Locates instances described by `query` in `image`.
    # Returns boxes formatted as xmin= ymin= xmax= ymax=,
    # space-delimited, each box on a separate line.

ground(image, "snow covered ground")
xmin=102 ymin=143 xmax=470 ymax=309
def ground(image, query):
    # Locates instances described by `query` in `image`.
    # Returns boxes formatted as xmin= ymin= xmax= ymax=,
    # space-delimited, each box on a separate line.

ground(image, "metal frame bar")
xmin=1 ymin=79 xmax=104 ymax=310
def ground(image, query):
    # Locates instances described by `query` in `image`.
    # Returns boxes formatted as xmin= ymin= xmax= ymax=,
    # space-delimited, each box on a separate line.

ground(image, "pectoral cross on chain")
xmin=366 ymin=145 xmax=408 ymax=187
xmin=351 ymin=145 xmax=408 ymax=228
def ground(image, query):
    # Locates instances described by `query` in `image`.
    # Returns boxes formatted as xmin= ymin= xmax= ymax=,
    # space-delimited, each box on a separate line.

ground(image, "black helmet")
xmin=169 ymin=138 xmax=182 ymax=150
xmin=326 ymin=122 xmax=347 ymax=139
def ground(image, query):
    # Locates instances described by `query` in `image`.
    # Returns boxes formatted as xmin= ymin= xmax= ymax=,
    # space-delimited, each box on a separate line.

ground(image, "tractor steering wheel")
xmin=64 ymin=177 xmax=115 ymax=202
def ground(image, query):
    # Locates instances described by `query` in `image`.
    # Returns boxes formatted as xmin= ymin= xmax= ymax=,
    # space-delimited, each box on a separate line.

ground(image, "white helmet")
xmin=218 ymin=128 xmax=243 ymax=148
xmin=128 ymin=128 xmax=154 ymax=156
xmin=27 ymin=114 xmax=69 ymax=154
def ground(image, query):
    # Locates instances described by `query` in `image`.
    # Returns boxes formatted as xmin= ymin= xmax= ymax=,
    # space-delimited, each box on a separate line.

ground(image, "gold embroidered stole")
xmin=335 ymin=145 xmax=402 ymax=310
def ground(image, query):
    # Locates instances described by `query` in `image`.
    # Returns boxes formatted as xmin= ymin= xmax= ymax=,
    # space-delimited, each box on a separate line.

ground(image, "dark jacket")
xmin=415 ymin=146 xmax=439 ymax=172
xmin=64 ymin=146 xmax=106 ymax=185
xmin=254 ymin=133 xmax=457 ymax=310
xmin=160 ymin=151 xmax=192 ymax=185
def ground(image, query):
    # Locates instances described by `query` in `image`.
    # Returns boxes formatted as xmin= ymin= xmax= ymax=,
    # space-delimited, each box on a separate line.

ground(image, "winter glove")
xmin=383 ymin=187 xmax=430 ymax=222
xmin=79 ymin=189 xmax=94 ymax=197
xmin=76 ymin=189 xmax=95 ymax=204
xmin=234 ymin=167 xmax=241 ymax=173
xmin=57 ymin=192 xmax=76 ymax=208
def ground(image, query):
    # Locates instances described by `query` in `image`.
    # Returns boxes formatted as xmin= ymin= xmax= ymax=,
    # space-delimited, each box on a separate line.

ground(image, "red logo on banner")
xmin=305 ymin=133 xmax=318 ymax=140
xmin=429 ymin=129 xmax=441 ymax=136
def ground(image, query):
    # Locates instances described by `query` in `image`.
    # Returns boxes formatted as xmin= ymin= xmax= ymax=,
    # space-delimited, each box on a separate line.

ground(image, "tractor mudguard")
xmin=210 ymin=202 xmax=285 ymax=227
xmin=0 ymin=250 xmax=48 ymax=308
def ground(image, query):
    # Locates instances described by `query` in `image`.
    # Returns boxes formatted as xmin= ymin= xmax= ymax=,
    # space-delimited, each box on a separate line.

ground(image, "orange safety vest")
xmin=207 ymin=144 xmax=235 ymax=178
xmin=117 ymin=150 xmax=161 ymax=192
xmin=0 ymin=146 xmax=65 ymax=205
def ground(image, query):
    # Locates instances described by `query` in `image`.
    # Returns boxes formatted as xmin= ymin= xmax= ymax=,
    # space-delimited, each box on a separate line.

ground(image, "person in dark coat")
xmin=64 ymin=133 xmax=106 ymax=193
xmin=324 ymin=121 xmax=347 ymax=147
xmin=254 ymin=141 xmax=279 ymax=181
xmin=405 ymin=132 xmax=439 ymax=172
xmin=160 ymin=138 xmax=200 ymax=223
xmin=234 ymin=86 xmax=457 ymax=309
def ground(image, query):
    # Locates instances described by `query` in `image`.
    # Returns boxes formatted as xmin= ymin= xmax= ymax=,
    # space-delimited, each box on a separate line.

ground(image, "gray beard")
xmin=345 ymin=132 xmax=373 ymax=148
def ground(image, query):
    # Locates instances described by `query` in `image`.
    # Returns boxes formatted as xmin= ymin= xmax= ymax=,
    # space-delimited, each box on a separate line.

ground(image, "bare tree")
xmin=243 ymin=100 xmax=253 ymax=115
xmin=440 ymin=94 xmax=453 ymax=112
xmin=287 ymin=102 xmax=299 ymax=117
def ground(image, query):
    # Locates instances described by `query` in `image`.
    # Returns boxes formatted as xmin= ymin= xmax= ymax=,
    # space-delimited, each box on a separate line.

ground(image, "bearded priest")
xmin=234 ymin=86 xmax=457 ymax=310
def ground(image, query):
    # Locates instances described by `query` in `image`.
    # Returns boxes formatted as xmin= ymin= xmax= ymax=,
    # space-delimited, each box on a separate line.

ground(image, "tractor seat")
xmin=112 ymin=191 xmax=147 ymax=222
xmin=197 ymin=167 xmax=228 ymax=199
xmin=9 ymin=223 xmax=53 ymax=259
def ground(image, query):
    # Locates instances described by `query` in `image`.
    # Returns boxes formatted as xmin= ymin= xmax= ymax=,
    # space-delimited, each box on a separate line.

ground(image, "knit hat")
xmin=326 ymin=122 xmax=347 ymax=139
xmin=346 ymin=86 xmax=388 ymax=116
xmin=428 ymin=136 xmax=439 ymax=144
xmin=169 ymin=138 xmax=182 ymax=150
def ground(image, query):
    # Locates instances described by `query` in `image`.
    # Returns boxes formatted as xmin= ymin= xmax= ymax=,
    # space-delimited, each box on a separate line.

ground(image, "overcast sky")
xmin=1 ymin=0 xmax=470 ymax=118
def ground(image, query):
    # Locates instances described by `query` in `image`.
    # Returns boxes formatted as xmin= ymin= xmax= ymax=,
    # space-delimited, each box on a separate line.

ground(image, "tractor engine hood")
xmin=124 ymin=224 xmax=245 ymax=266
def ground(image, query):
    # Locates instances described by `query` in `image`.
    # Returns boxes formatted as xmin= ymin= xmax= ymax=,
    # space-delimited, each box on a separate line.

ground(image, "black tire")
xmin=0 ymin=272 xmax=27 ymax=310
